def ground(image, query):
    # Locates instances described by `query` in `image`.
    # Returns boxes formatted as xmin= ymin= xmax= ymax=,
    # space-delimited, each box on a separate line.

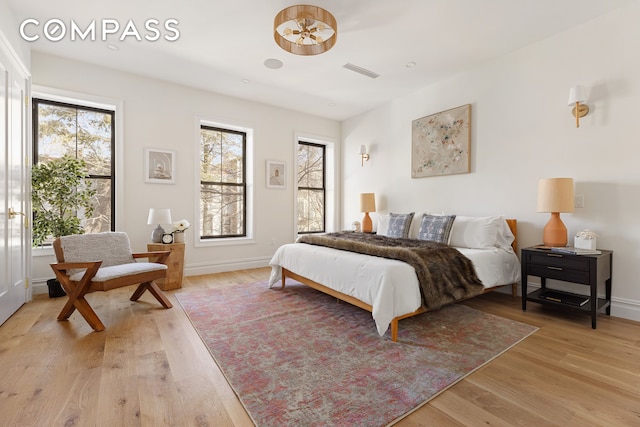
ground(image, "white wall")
xmin=0 ymin=0 xmax=29 ymax=67
xmin=342 ymin=1 xmax=640 ymax=321
xmin=30 ymin=52 xmax=340 ymax=288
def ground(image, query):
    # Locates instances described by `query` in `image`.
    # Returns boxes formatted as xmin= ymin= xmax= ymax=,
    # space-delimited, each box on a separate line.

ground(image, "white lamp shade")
xmin=147 ymin=208 xmax=172 ymax=225
xmin=360 ymin=193 xmax=376 ymax=213
xmin=568 ymin=86 xmax=587 ymax=105
xmin=537 ymin=178 xmax=575 ymax=213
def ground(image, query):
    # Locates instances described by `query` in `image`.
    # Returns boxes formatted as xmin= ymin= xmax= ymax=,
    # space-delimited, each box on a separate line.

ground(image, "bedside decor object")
xmin=568 ymin=85 xmax=589 ymax=128
xmin=144 ymin=148 xmax=176 ymax=184
xmin=274 ymin=5 xmax=337 ymax=56
xmin=162 ymin=233 xmax=174 ymax=244
xmin=360 ymin=193 xmax=376 ymax=233
xmin=352 ymin=221 xmax=361 ymax=232
xmin=411 ymin=104 xmax=471 ymax=178
xmin=359 ymin=145 xmax=370 ymax=167
xmin=575 ymin=229 xmax=598 ymax=250
xmin=537 ymin=177 xmax=574 ymax=247
xmin=171 ymin=219 xmax=190 ymax=243
xmin=148 ymin=208 xmax=172 ymax=243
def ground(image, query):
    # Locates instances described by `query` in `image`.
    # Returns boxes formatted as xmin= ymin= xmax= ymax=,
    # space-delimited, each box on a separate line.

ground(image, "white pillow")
xmin=377 ymin=214 xmax=390 ymax=235
xmin=449 ymin=216 xmax=505 ymax=249
xmin=408 ymin=211 xmax=429 ymax=239
xmin=496 ymin=217 xmax=515 ymax=249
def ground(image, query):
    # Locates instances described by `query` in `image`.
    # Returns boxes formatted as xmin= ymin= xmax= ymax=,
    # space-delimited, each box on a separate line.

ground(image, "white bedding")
xmin=268 ymin=243 xmax=520 ymax=336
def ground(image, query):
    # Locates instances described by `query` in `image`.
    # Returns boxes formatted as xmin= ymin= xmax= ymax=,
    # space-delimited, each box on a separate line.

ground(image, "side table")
xmin=521 ymin=247 xmax=612 ymax=328
xmin=147 ymin=242 xmax=185 ymax=290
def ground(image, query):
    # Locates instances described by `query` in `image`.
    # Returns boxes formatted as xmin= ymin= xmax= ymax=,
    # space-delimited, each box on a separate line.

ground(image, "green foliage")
xmin=31 ymin=155 xmax=96 ymax=246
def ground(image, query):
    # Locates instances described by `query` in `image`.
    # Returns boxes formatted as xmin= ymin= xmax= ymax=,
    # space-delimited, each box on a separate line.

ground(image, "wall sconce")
xmin=360 ymin=145 xmax=370 ymax=166
xmin=568 ymin=85 xmax=589 ymax=128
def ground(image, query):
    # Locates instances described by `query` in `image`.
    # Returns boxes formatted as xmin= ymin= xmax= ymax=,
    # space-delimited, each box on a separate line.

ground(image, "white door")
xmin=0 ymin=39 xmax=29 ymax=327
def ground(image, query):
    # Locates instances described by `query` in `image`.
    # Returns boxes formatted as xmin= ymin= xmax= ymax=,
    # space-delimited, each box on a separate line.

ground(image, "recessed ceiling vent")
xmin=343 ymin=63 xmax=380 ymax=79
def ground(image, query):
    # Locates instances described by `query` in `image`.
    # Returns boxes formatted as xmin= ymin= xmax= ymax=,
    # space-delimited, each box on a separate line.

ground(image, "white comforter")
xmin=268 ymin=243 xmax=521 ymax=336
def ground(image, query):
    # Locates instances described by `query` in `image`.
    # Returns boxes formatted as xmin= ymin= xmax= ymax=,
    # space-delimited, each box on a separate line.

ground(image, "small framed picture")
xmin=144 ymin=148 xmax=176 ymax=184
xmin=266 ymin=160 xmax=286 ymax=189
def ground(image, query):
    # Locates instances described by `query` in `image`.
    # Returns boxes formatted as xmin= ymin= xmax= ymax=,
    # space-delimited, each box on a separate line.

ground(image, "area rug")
xmin=176 ymin=281 xmax=537 ymax=426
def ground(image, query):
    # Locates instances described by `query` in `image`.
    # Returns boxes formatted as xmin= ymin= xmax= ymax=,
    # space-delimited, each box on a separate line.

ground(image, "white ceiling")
xmin=7 ymin=0 xmax=634 ymax=121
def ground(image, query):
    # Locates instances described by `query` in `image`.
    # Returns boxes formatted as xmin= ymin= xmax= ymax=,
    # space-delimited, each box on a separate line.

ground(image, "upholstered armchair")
xmin=50 ymin=232 xmax=173 ymax=331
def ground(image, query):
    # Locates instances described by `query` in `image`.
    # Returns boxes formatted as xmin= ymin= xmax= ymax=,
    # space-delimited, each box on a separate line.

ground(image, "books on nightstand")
xmin=538 ymin=290 xmax=590 ymax=307
xmin=550 ymin=247 xmax=602 ymax=255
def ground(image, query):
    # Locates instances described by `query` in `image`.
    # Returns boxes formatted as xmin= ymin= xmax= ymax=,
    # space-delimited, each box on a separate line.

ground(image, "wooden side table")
xmin=147 ymin=242 xmax=185 ymax=290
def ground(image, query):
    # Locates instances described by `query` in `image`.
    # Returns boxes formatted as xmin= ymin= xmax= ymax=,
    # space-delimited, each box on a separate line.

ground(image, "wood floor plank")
xmin=1 ymin=267 xmax=639 ymax=426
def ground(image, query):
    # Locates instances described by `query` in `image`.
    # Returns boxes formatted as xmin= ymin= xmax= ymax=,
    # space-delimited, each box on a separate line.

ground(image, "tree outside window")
xmin=200 ymin=126 xmax=246 ymax=238
xmin=33 ymin=99 xmax=115 ymax=242
xmin=297 ymin=141 xmax=325 ymax=234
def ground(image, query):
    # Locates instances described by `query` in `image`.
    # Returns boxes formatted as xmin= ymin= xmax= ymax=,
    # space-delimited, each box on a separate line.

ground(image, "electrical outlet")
xmin=575 ymin=194 xmax=584 ymax=208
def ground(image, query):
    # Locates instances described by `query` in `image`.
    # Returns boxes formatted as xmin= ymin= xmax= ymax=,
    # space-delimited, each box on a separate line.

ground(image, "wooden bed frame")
xmin=279 ymin=219 xmax=518 ymax=342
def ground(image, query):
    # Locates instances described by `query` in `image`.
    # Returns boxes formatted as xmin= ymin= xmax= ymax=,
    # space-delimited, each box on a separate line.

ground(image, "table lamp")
xmin=360 ymin=193 xmax=376 ymax=233
xmin=537 ymin=178 xmax=574 ymax=247
xmin=147 ymin=208 xmax=172 ymax=243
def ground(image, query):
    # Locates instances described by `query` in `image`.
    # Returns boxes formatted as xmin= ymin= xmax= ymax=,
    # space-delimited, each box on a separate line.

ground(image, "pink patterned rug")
xmin=176 ymin=281 xmax=537 ymax=426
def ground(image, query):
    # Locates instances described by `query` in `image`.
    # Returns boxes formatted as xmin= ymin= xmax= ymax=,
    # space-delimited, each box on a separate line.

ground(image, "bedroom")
xmin=1 ymin=0 xmax=639 ymax=425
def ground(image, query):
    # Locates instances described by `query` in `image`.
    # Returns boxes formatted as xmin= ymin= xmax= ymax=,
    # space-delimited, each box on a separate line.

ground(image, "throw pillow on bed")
xmin=417 ymin=214 xmax=456 ymax=243
xmin=386 ymin=212 xmax=414 ymax=238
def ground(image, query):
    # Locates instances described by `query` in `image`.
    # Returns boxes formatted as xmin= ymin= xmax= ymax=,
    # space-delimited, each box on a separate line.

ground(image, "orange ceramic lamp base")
xmin=542 ymin=212 xmax=568 ymax=247
xmin=362 ymin=212 xmax=373 ymax=233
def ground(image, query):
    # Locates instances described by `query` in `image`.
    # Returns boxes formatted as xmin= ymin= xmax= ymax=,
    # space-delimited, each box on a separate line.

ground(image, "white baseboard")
xmin=610 ymin=296 xmax=640 ymax=322
xmin=32 ymin=277 xmax=53 ymax=295
xmin=30 ymin=267 xmax=640 ymax=324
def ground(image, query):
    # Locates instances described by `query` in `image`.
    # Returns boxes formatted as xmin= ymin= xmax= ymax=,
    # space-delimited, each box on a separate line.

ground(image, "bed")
xmin=268 ymin=214 xmax=520 ymax=341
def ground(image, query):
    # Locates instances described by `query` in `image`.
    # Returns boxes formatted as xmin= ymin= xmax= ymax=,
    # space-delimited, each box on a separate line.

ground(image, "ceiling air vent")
xmin=343 ymin=63 xmax=380 ymax=79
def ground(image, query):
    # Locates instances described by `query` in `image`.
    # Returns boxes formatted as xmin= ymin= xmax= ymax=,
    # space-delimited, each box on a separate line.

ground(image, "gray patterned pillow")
xmin=386 ymin=212 xmax=415 ymax=238
xmin=417 ymin=214 xmax=456 ymax=243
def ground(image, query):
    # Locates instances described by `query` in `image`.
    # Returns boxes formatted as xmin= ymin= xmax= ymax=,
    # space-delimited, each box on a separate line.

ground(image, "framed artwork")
xmin=411 ymin=104 xmax=471 ymax=178
xmin=266 ymin=160 xmax=286 ymax=189
xmin=144 ymin=148 xmax=176 ymax=184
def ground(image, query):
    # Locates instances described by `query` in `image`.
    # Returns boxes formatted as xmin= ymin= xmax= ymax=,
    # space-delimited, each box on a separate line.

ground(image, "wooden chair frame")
xmin=51 ymin=238 xmax=173 ymax=332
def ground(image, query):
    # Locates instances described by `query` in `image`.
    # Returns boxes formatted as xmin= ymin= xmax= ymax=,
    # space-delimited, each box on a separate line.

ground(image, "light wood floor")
xmin=1 ymin=267 xmax=639 ymax=426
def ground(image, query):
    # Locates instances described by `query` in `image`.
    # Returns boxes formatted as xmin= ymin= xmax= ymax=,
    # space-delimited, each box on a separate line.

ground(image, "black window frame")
xmin=200 ymin=125 xmax=247 ymax=239
xmin=297 ymin=140 xmax=326 ymax=234
xmin=32 ymin=97 xmax=116 ymax=234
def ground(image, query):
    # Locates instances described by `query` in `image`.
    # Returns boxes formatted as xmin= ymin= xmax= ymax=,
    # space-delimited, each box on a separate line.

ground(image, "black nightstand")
xmin=521 ymin=247 xmax=612 ymax=328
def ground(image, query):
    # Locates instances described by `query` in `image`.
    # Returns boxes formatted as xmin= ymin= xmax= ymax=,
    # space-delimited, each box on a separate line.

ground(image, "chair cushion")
xmin=69 ymin=262 xmax=167 ymax=282
xmin=60 ymin=232 xmax=135 ymax=267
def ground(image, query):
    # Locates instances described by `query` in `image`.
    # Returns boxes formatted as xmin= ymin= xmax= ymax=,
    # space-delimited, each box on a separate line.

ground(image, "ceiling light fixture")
xmin=274 ymin=5 xmax=337 ymax=55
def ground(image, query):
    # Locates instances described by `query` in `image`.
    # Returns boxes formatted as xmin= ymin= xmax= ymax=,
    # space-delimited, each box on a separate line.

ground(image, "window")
xmin=33 ymin=98 xmax=115 ymax=238
xmin=200 ymin=125 xmax=246 ymax=238
xmin=297 ymin=141 xmax=325 ymax=234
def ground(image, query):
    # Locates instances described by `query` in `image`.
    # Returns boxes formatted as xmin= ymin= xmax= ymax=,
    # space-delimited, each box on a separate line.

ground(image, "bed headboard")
xmin=506 ymin=219 xmax=517 ymax=252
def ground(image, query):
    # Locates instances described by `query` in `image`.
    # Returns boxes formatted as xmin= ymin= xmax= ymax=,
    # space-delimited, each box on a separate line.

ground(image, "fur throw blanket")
xmin=296 ymin=232 xmax=484 ymax=310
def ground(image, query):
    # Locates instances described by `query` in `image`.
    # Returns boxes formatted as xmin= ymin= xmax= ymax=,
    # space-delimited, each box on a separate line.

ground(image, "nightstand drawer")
xmin=529 ymin=252 xmax=590 ymax=271
xmin=528 ymin=264 xmax=589 ymax=284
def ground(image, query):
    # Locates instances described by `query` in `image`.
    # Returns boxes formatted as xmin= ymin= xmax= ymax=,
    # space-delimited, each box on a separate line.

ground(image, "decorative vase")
xmin=174 ymin=232 xmax=185 ymax=243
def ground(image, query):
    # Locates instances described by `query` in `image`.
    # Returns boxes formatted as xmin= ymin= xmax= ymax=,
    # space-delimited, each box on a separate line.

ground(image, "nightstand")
xmin=521 ymin=247 xmax=612 ymax=328
xmin=147 ymin=242 xmax=185 ymax=290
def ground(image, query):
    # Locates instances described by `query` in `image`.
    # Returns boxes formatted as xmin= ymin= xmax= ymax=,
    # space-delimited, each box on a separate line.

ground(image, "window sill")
xmin=195 ymin=237 xmax=256 ymax=248
xmin=32 ymin=246 xmax=55 ymax=257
